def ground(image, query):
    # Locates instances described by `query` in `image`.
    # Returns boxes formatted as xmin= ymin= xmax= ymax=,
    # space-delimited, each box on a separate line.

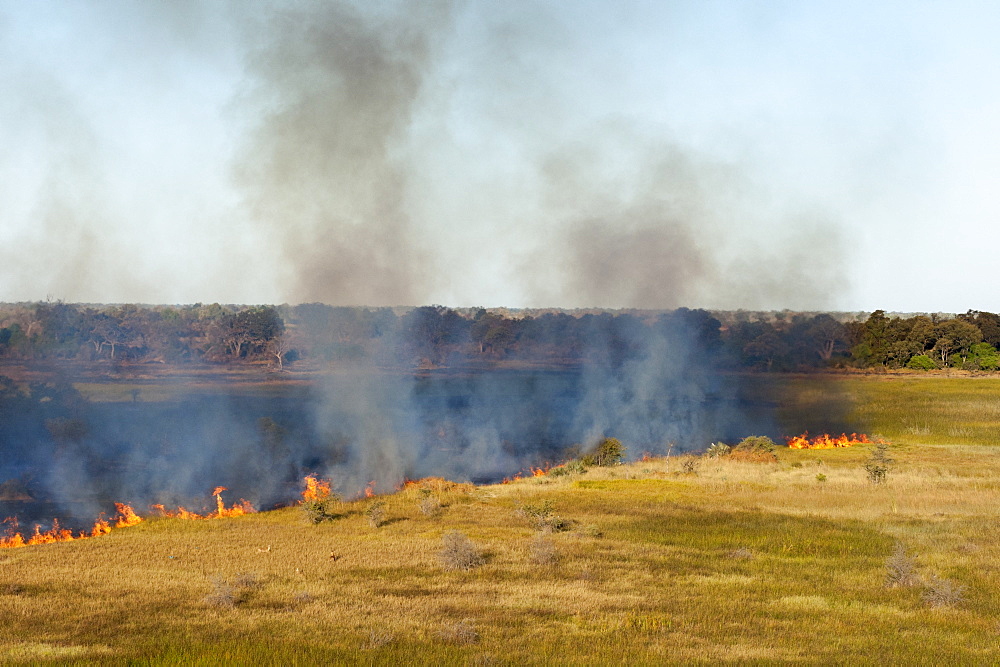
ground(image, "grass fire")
xmin=785 ymin=432 xmax=882 ymax=449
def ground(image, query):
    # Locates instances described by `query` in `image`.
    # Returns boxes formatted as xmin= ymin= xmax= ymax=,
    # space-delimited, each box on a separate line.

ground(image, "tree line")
xmin=1 ymin=302 xmax=997 ymax=371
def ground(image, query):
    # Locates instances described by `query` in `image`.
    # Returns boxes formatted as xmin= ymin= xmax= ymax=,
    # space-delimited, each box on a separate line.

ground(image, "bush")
xmin=865 ymin=442 xmax=893 ymax=484
xmin=704 ymin=442 xmax=731 ymax=458
xmin=203 ymin=573 xmax=261 ymax=608
xmin=922 ymin=574 xmax=965 ymax=608
xmin=516 ymin=500 xmax=569 ymax=532
xmin=365 ymin=500 xmax=387 ymax=528
xmin=730 ymin=436 xmax=778 ymax=463
xmin=528 ymin=534 xmax=559 ymax=565
xmin=885 ymin=543 xmax=920 ymax=588
xmin=302 ymin=497 xmax=342 ymax=524
xmin=417 ymin=490 xmax=442 ymax=517
xmin=581 ymin=437 xmax=625 ymax=467
xmin=680 ymin=457 xmax=700 ymax=475
xmin=906 ymin=354 xmax=937 ymax=371
xmin=439 ymin=619 xmax=479 ymax=644
xmin=438 ymin=531 xmax=485 ymax=571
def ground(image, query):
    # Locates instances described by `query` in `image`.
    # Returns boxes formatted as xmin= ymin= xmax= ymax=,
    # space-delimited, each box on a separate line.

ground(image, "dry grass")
xmin=3 ymin=377 xmax=1000 ymax=661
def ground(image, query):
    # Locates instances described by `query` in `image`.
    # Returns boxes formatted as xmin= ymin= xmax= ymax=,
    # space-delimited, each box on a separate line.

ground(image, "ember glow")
xmin=786 ymin=433 xmax=881 ymax=449
xmin=0 ymin=503 xmax=143 ymax=549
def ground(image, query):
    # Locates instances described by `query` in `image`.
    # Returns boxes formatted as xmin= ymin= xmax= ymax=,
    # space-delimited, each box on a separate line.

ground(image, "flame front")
xmin=786 ymin=433 xmax=880 ymax=449
xmin=1 ymin=503 xmax=143 ymax=549
xmin=302 ymin=474 xmax=332 ymax=502
xmin=0 ymin=486 xmax=256 ymax=549
xmin=152 ymin=488 xmax=254 ymax=520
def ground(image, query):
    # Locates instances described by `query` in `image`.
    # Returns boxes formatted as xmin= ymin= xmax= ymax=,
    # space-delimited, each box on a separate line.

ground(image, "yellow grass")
xmin=2 ymin=438 xmax=999 ymax=664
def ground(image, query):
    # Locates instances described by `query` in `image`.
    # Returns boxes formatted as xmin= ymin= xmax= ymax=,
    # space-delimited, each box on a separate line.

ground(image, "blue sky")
xmin=1 ymin=1 xmax=998 ymax=312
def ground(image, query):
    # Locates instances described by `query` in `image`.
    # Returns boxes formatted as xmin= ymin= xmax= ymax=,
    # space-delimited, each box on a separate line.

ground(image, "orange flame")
xmin=364 ymin=480 xmax=376 ymax=498
xmin=302 ymin=474 xmax=332 ymax=502
xmin=152 ymin=488 xmax=254 ymax=520
xmin=786 ymin=432 xmax=880 ymax=449
xmin=114 ymin=503 xmax=142 ymax=528
xmin=1 ymin=503 xmax=143 ymax=549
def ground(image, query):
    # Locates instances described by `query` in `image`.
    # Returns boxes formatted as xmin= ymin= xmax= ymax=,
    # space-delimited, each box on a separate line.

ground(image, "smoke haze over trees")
xmin=2 ymin=302 xmax=997 ymax=372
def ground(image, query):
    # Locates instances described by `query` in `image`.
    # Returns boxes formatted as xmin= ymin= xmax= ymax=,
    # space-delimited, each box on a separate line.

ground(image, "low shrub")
xmin=438 ymin=531 xmax=485 ymax=571
xmin=704 ymin=442 xmax=731 ymax=458
xmin=302 ymin=493 xmax=343 ymax=524
xmin=581 ymin=437 xmax=625 ymax=467
xmin=516 ymin=500 xmax=570 ymax=532
xmin=922 ymin=574 xmax=965 ymax=608
xmin=528 ymin=534 xmax=559 ymax=565
xmin=440 ymin=619 xmax=479 ymax=645
xmin=203 ymin=573 xmax=261 ymax=609
xmin=365 ymin=500 xmax=387 ymax=528
xmin=680 ymin=457 xmax=700 ymax=475
xmin=884 ymin=543 xmax=920 ymax=588
xmin=730 ymin=436 xmax=778 ymax=463
xmin=417 ymin=490 xmax=442 ymax=518
xmin=865 ymin=442 xmax=893 ymax=484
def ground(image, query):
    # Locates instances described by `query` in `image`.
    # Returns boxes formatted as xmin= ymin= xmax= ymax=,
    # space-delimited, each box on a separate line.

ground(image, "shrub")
xmin=704 ymin=442 xmax=731 ymax=458
xmin=417 ymin=490 xmax=442 ymax=518
xmin=581 ymin=437 xmax=625 ymax=467
xmin=516 ymin=500 xmax=569 ymax=532
xmin=906 ymin=354 xmax=937 ymax=371
xmin=680 ymin=457 xmax=700 ymax=475
xmin=528 ymin=534 xmax=559 ymax=565
xmin=730 ymin=436 xmax=778 ymax=463
xmin=440 ymin=619 xmax=479 ymax=644
xmin=365 ymin=500 xmax=387 ymax=528
xmin=203 ymin=573 xmax=261 ymax=608
xmin=302 ymin=489 xmax=342 ymax=524
xmin=884 ymin=543 xmax=920 ymax=588
xmin=922 ymin=574 xmax=965 ymax=608
xmin=549 ymin=460 xmax=591 ymax=477
xmin=865 ymin=442 xmax=893 ymax=484
xmin=815 ymin=473 xmax=827 ymax=483
xmin=438 ymin=531 xmax=485 ymax=571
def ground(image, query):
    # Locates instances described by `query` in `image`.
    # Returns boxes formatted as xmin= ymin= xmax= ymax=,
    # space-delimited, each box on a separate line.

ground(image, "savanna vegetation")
xmin=2 ymin=376 xmax=1000 ymax=663
xmin=4 ymin=301 xmax=1000 ymax=373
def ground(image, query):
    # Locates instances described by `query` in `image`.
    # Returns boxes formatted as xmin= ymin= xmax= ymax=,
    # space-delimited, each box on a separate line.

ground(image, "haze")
xmin=2 ymin=1 xmax=998 ymax=312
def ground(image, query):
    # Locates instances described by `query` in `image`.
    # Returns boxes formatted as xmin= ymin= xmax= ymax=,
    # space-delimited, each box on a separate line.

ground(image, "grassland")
xmin=1 ymin=374 xmax=999 ymax=664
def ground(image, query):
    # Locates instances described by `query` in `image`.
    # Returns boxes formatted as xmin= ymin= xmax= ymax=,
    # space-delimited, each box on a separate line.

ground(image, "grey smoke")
xmin=233 ymin=1 xmax=846 ymax=310
xmin=235 ymin=1 xmax=454 ymax=306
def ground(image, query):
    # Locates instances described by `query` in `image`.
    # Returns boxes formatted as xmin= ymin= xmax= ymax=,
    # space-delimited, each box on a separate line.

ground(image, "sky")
xmin=1 ymin=0 xmax=999 ymax=313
